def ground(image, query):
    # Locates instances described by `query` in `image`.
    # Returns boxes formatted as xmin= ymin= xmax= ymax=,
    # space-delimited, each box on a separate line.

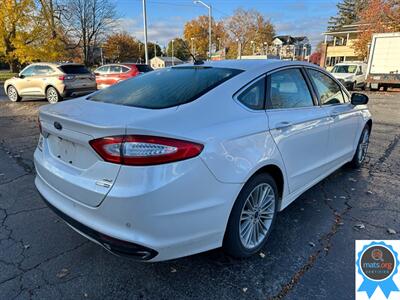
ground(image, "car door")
xmin=30 ymin=65 xmax=54 ymax=96
xmin=266 ymin=67 xmax=331 ymax=193
xmin=355 ymin=66 xmax=365 ymax=86
xmin=95 ymin=66 xmax=110 ymax=88
xmin=306 ymin=68 xmax=362 ymax=168
xmin=17 ymin=65 xmax=37 ymax=95
xmin=107 ymin=65 xmax=122 ymax=85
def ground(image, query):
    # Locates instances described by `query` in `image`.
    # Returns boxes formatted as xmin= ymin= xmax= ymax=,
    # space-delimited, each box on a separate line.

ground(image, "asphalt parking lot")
xmin=0 ymin=86 xmax=399 ymax=299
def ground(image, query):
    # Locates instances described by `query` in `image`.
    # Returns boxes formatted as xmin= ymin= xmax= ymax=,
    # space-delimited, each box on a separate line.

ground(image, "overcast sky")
xmin=115 ymin=0 xmax=339 ymax=49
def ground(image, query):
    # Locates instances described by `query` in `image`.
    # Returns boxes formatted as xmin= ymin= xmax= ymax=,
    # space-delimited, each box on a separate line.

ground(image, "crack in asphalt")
xmin=269 ymin=180 xmax=353 ymax=300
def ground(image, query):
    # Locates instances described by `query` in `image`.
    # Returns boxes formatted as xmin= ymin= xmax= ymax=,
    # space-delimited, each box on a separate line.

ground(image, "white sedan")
xmin=34 ymin=60 xmax=372 ymax=261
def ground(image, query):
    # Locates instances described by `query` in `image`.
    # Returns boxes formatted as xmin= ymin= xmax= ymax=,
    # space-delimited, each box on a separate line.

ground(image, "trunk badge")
xmin=54 ymin=121 xmax=62 ymax=130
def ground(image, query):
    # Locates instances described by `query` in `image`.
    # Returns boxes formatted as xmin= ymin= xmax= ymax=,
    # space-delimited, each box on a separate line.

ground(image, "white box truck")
xmin=366 ymin=32 xmax=400 ymax=91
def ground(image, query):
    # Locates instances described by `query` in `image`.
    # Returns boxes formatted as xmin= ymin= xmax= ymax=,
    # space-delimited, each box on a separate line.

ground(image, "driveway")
xmin=0 ymin=91 xmax=399 ymax=299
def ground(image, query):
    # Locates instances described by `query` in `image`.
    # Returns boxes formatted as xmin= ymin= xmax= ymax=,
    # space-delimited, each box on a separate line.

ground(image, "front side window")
xmin=109 ymin=65 xmax=121 ymax=73
xmin=237 ymin=78 xmax=265 ymax=110
xmin=21 ymin=66 xmax=35 ymax=77
xmin=268 ymin=68 xmax=314 ymax=109
xmin=89 ymin=66 xmax=242 ymax=109
xmin=96 ymin=66 xmax=109 ymax=74
xmin=307 ymin=69 xmax=345 ymax=105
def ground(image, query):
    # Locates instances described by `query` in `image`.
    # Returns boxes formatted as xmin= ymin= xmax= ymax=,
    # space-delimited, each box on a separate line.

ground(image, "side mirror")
xmin=94 ymin=72 xmax=100 ymax=76
xmin=19 ymin=74 xmax=25 ymax=79
xmin=351 ymin=92 xmax=369 ymax=105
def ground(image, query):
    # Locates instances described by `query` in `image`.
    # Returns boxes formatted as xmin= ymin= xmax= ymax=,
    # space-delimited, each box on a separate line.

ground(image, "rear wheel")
xmin=351 ymin=125 xmax=370 ymax=168
xmin=7 ymin=86 xmax=21 ymax=102
xmin=46 ymin=86 xmax=62 ymax=104
xmin=223 ymin=173 xmax=278 ymax=258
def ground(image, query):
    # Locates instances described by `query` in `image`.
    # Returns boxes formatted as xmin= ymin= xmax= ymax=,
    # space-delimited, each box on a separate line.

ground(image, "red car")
xmin=94 ymin=63 xmax=153 ymax=89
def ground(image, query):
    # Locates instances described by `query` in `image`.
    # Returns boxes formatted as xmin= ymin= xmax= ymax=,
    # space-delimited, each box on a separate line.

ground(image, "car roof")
xmin=335 ymin=62 xmax=365 ymax=65
xmin=28 ymin=62 xmax=85 ymax=68
xmin=175 ymin=59 xmax=317 ymax=72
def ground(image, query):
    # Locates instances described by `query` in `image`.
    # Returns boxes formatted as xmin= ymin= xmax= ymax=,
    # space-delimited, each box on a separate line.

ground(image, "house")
xmin=320 ymin=23 xmax=364 ymax=69
xmin=270 ymin=35 xmax=312 ymax=60
xmin=150 ymin=56 xmax=183 ymax=69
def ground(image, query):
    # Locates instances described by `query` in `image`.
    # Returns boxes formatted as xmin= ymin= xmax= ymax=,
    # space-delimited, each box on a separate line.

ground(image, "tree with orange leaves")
xmin=352 ymin=0 xmax=400 ymax=58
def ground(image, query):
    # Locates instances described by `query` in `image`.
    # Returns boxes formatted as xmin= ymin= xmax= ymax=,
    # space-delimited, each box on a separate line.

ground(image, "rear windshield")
xmin=59 ymin=65 xmax=91 ymax=74
xmin=136 ymin=64 xmax=153 ymax=72
xmin=88 ymin=66 xmax=243 ymax=109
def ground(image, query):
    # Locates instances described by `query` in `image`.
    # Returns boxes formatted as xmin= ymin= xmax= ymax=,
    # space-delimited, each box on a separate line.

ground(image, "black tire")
xmin=46 ymin=86 xmax=62 ymax=104
xmin=348 ymin=81 xmax=356 ymax=91
xmin=350 ymin=124 xmax=370 ymax=168
xmin=7 ymin=85 xmax=21 ymax=102
xmin=223 ymin=173 xmax=278 ymax=258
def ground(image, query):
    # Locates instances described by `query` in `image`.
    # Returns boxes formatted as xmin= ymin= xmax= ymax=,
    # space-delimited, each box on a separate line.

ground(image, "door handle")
xmin=275 ymin=121 xmax=293 ymax=129
xmin=330 ymin=110 xmax=342 ymax=117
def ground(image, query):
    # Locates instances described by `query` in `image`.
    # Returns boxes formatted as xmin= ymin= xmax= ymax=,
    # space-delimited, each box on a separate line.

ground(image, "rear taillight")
xmin=58 ymin=75 xmax=76 ymax=81
xmin=89 ymin=135 xmax=204 ymax=166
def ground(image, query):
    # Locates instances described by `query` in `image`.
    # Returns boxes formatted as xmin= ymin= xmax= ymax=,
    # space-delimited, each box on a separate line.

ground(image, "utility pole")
xmin=194 ymin=1 xmax=212 ymax=60
xmin=142 ymin=0 xmax=149 ymax=65
xmin=171 ymin=40 xmax=174 ymax=66
xmin=138 ymin=43 xmax=141 ymax=63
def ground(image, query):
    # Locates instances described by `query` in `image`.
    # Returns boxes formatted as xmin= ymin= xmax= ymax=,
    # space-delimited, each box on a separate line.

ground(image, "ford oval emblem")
xmin=54 ymin=121 xmax=62 ymax=130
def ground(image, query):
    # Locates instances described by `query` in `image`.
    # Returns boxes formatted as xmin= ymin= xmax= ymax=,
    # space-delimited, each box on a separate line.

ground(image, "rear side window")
xmin=121 ymin=66 xmax=130 ymax=72
xmin=88 ymin=67 xmax=242 ymax=109
xmin=136 ymin=64 xmax=153 ymax=72
xmin=59 ymin=65 xmax=90 ymax=74
xmin=307 ymin=69 xmax=345 ymax=105
xmin=268 ymin=69 xmax=314 ymax=109
xmin=237 ymin=78 xmax=265 ymax=110
xmin=35 ymin=65 xmax=54 ymax=75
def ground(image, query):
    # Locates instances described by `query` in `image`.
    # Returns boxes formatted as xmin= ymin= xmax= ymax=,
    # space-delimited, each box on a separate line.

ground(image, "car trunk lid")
xmin=38 ymin=98 xmax=179 ymax=206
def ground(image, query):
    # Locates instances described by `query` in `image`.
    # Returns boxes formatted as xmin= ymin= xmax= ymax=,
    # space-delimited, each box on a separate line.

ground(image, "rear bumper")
xmin=62 ymin=87 xmax=97 ymax=97
xmin=39 ymin=192 xmax=158 ymax=260
xmin=34 ymin=148 xmax=241 ymax=261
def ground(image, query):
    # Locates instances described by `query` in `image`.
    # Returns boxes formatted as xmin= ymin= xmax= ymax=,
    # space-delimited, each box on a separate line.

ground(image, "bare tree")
xmin=225 ymin=8 xmax=275 ymax=56
xmin=63 ymin=0 xmax=116 ymax=65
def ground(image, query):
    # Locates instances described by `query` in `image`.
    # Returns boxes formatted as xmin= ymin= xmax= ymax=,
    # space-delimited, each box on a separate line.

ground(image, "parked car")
xmin=34 ymin=60 xmax=371 ymax=261
xmin=94 ymin=63 xmax=153 ymax=89
xmin=365 ymin=32 xmax=400 ymax=91
xmin=4 ymin=63 xmax=97 ymax=103
xmin=330 ymin=62 xmax=367 ymax=90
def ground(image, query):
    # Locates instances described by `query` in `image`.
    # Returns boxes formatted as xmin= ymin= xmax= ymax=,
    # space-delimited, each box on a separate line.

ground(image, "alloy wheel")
xmin=47 ymin=88 xmax=59 ymax=104
xmin=239 ymin=183 xmax=275 ymax=250
xmin=8 ymin=86 xmax=18 ymax=102
xmin=357 ymin=129 xmax=369 ymax=163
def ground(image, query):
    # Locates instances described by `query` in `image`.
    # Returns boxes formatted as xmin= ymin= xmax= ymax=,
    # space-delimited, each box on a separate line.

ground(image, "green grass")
xmin=0 ymin=71 xmax=17 ymax=81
